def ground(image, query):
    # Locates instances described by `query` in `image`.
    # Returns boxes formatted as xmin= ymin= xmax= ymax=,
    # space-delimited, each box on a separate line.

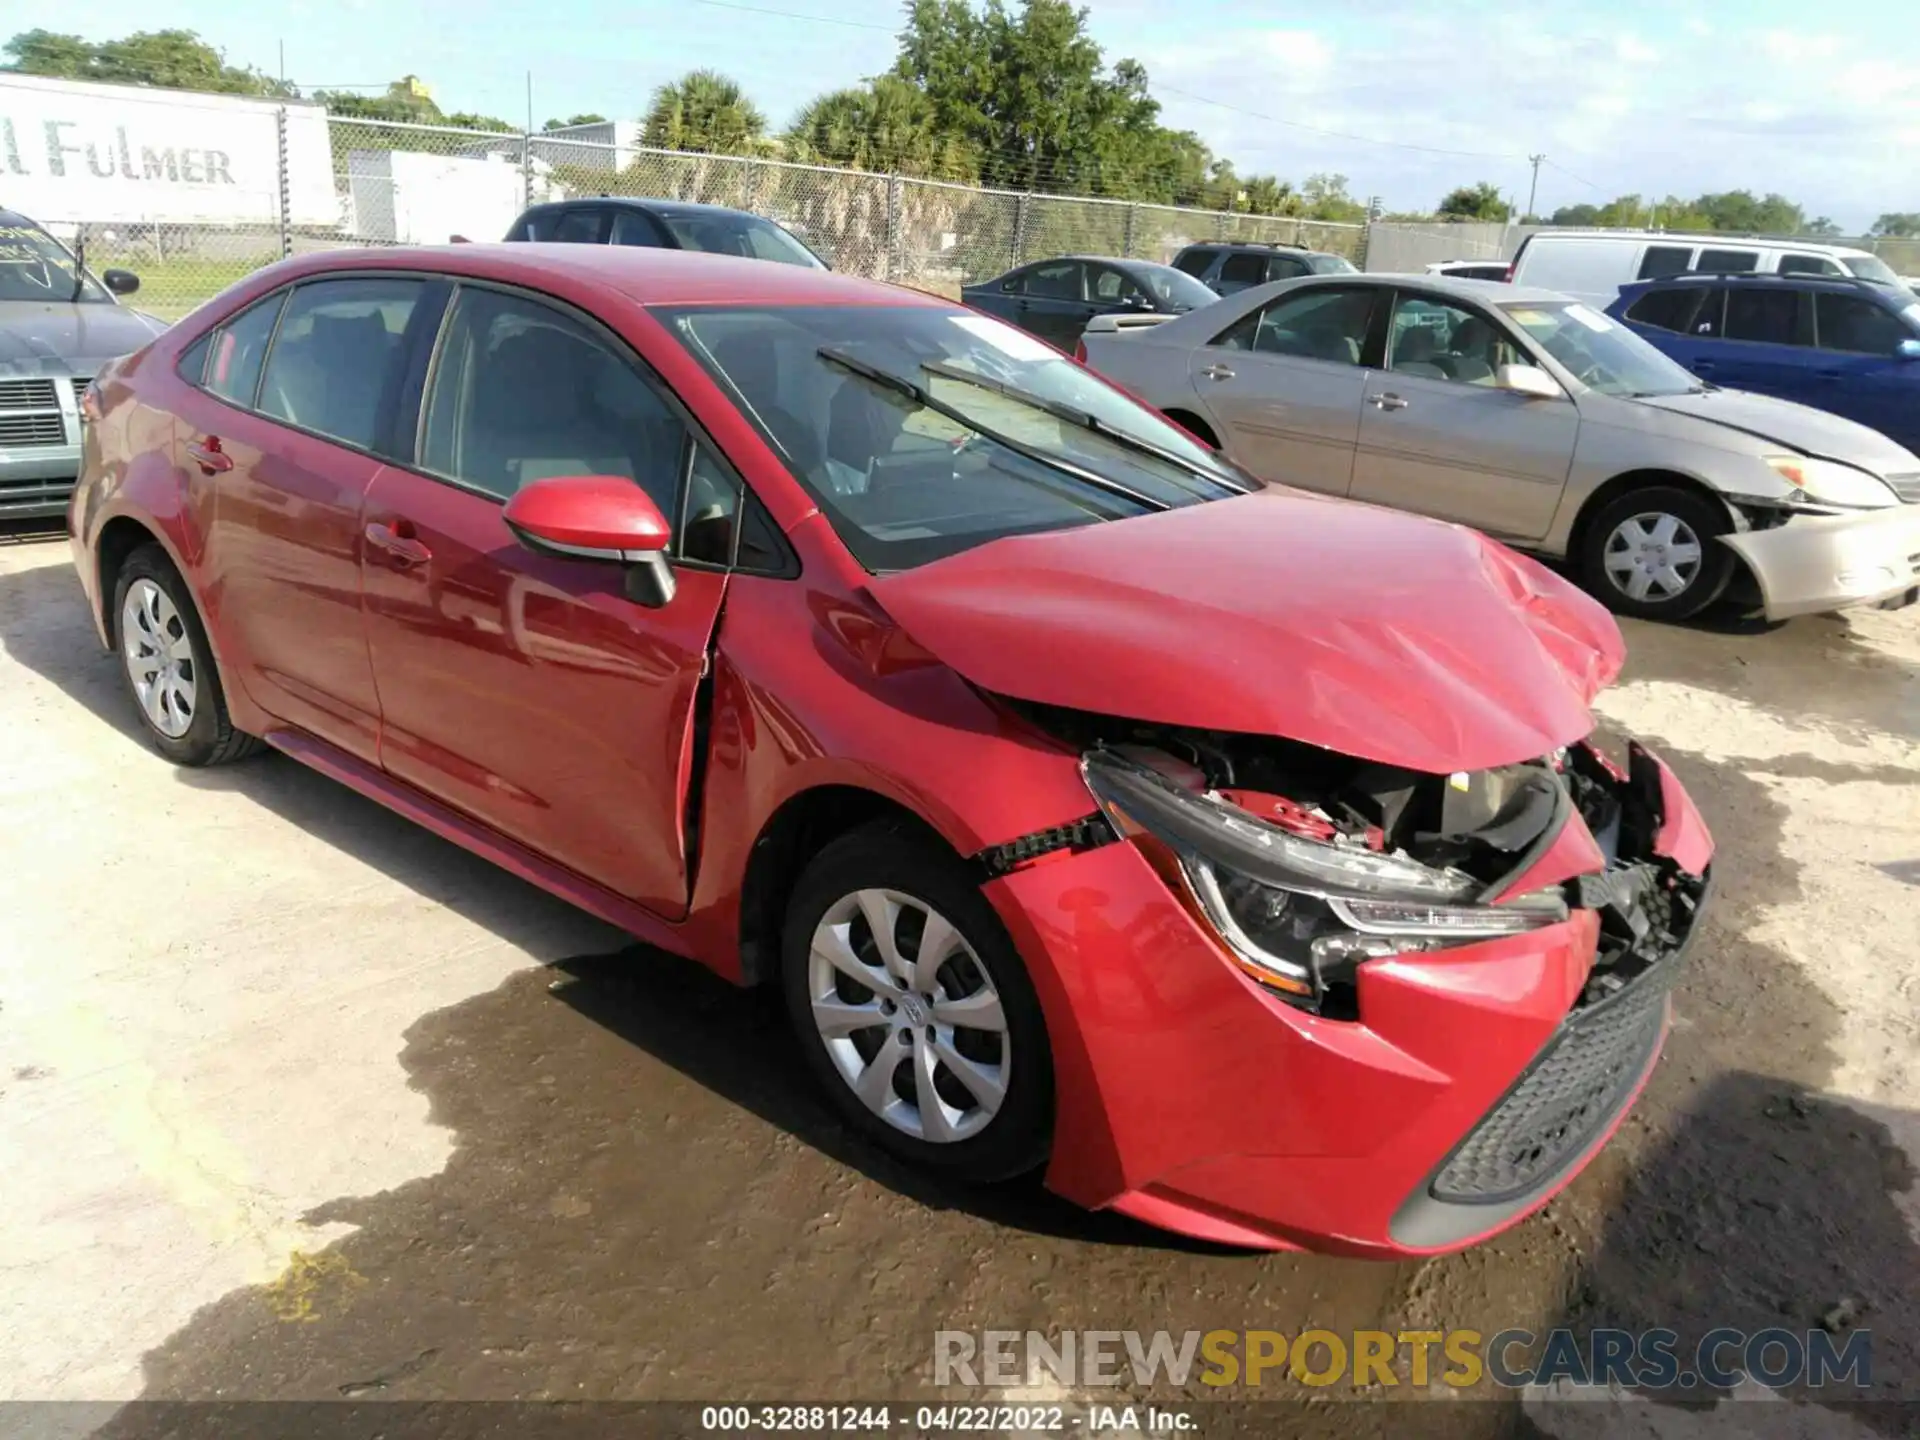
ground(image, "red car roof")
xmin=253 ymin=243 xmax=952 ymax=309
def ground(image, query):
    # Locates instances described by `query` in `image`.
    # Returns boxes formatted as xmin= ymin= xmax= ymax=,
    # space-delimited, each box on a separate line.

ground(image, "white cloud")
xmin=1143 ymin=8 xmax=1913 ymax=230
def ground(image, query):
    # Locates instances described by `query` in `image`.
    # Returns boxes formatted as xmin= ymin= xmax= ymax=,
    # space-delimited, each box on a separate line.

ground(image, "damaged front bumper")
xmin=1721 ymin=502 xmax=1920 ymax=620
xmin=981 ymin=739 xmax=1711 ymax=1257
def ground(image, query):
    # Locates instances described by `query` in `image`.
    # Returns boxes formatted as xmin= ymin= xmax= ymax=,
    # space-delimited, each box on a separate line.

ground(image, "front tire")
xmin=780 ymin=822 xmax=1053 ymax=1183
xmin=1579 ymin=486 xmax=1734 ymax=621
xmin=112 ymin=546 xmax=262 ymax=767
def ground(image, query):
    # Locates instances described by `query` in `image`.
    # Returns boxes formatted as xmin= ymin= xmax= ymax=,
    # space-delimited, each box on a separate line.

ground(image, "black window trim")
xmin=402 ymin=275 xmax=797 ymax=579
xmin=173 ymin=272 xmax=443 ymax=466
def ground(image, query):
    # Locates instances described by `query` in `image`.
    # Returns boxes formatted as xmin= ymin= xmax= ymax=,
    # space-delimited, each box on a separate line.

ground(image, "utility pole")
xmin=1526 ymin=154 xmax=1545 ymax=221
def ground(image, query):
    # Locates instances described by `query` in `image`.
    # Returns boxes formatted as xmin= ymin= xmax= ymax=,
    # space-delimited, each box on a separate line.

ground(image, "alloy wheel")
xmin=121 ymin=578 xmax=198 ymax=739
xmin=806 ymin=888 xmax=1010 ymax=1144
xmin=1602 ymin=512 xmax=1704 ymax=603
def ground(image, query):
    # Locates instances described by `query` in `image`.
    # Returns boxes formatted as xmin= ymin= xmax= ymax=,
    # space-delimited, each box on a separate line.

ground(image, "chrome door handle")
xmin=1368 ymin=392 xmax=1409 ymax=411
xmin=1201 ymin=363 xmax=1235 ymax=381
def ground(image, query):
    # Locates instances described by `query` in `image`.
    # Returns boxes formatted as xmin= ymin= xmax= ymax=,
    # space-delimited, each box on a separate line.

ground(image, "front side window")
xmin=1623 ymin=286 xmax=1705 ymax=334
xmin=1129 ymin=263 xmax=1218 ymax=310
xmin=0 ymin=217 xmax=109 ymax=303
xmin=661 ymin=303 xmax=1249 ymax=571
xmin=1386 ymin=295 xmax=1523 ymax=384
xmin=1214 ymin=286 xmax=1377 ymax=366
xmin=205 ymin=292 xmax=287 ymax=406
xmin=1266 ymin=256 xmax=1309 ymax=281
xmin=1842 ymin=254 xmax=1902 ymax=285
xmin=1780 ymin=254 xmax=1844 ymax=276
xmin=421 ymin=287 xmax=683 ymax=517
xmin=1698 ymin=249 xmax=1760 ymax=273
xmin=1090 ymin=266 xmax=1145 ymax=303
xmin=1724 ymin=288 xmax=1806 ymax=346
xmin=1500 ymin=300 xmax=1699 ymax=398
xmin=258 ymin=278 xmax=422 ymax=450
xmin=1310 ymin=254 xmax=1359 ymax=275
xmin=1815 ymin=293 xmax=1912 ymax=355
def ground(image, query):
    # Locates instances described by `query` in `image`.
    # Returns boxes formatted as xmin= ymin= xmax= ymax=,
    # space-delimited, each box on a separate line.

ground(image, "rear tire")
xmin=1578 ymin=486 xmax=1734 ymax=622
xmin=780 ymin=822 xmax=1053 ymax=1183
xmin=112 ymin=546 xmax=263 ymax=767
xmin=1162 ymin=408 xmax=1220 ymax=449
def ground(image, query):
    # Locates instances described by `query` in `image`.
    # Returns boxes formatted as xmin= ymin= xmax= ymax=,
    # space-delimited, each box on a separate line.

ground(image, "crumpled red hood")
xmin=867 ymin=487 xmax=1625 ymax=774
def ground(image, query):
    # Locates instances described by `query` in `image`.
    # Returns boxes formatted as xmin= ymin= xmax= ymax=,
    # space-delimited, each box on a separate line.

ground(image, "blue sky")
xmin=40 ymin=0 xmax=1918 ymax=229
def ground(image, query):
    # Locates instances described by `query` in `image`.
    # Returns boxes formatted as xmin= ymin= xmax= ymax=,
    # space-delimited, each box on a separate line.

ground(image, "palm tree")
xmin=642 ymin=69 xmax=766 ymax=155
xmin=785 ymin=77 xmax=975 ymax=181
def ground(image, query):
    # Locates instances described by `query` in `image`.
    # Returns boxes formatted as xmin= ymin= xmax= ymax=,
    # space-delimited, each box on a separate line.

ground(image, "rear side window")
xmin=610 ymin=210 xmax=665 ymax=247
xmin=258 ymin=278 xmax=422 ymax=450
xmin=1172 ymin=248 xmax=1214 ymax=278
xmin=1698 ymin=248 xmax=1760 ymax=273
xmin=1724 ymin=288 xmax=1805 ymax=346
xmin=1219 ymin=252 xmax=1267 ymax=287
xmin=1623 ymin=287 xmax=1704 ymax=333
xmin=1815 ymin=293 xmax=1911 ymax=355
xmin=1638 ymin=245 xmax=1693 ymax=279
xmin=528 ymin=208 xmax=605 ymax=243
xmin=205 ymin=292 xmax=286 ymax=406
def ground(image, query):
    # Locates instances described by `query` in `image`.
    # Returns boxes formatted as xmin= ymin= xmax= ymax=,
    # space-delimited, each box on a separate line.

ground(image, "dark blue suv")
xmin=1608 ymin=273 xmax=1920 ymax=450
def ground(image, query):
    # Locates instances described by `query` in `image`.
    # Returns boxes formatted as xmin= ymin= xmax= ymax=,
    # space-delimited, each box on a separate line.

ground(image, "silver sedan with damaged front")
xmin=1080 ymin=273 xmax=1920 ymax=622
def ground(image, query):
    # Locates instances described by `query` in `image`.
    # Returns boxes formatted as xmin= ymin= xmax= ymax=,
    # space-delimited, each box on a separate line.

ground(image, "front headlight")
xmin=1765 ymin=456 xmax=1897 ymax=509
xmin=1082 ymin=752 xmax=1567 ymax=1002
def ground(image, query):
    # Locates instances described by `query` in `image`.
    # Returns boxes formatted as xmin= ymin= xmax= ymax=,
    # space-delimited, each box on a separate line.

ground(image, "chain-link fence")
xmin=30 ymin=103 xmax=1362 ymax=317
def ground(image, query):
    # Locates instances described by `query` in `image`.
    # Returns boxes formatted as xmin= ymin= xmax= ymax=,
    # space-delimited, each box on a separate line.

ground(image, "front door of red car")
xmin=176 ymin=276 xmax=431 ymax=763
xmin=358 ymin=283 xmax=732 ymax=918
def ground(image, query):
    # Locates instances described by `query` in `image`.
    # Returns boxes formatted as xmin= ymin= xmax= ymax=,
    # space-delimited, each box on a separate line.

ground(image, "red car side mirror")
xmin=503 ymin=475 xmax=676 ymax=607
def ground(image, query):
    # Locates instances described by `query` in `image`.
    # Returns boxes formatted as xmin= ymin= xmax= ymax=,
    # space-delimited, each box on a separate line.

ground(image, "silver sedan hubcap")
xmin=120 ymin=578 xmax=197 ymax=739
xmin=1603 ymin=512 xmax=1703 ymax=602
xmin=807 ymin=888 xmax=1009 ymax=1144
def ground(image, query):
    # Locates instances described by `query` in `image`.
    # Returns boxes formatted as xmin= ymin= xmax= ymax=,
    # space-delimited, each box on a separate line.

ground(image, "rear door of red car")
xmin=357 ymin=280 xmax=735 ymax=919
xmin=173 ymin=275 xmax=436 ymax=763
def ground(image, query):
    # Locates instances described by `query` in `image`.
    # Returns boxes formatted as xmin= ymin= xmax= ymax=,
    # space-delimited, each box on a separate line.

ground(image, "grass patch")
xmin=93 ymin=253 xmax=279 ymax=322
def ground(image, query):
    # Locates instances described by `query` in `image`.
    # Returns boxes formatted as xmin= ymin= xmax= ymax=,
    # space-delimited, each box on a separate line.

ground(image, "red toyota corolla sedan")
xmin=68 ymin=244 xmax=1712 ymax=1256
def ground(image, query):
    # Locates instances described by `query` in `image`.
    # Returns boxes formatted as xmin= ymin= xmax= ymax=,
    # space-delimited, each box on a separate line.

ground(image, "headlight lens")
xmin=1082 ymin=751 xmax=1567 ymax=999
xmin=1765 ymin=456 xmax=1897 ymax=508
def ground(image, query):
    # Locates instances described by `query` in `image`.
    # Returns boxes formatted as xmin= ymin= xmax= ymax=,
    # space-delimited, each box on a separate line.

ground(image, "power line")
xmin=1546 ymin=158 xmax=1603 ymax=193
xmin=1143 ymin=83 xmax=1523 ymax=161
xmin=691 ymin=0 xmax=897 ymax=31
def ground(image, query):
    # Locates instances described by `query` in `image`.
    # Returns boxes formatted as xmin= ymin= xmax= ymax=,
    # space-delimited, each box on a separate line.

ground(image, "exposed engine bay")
xmin=997 ymin=696 xmax=1706 ymax=1018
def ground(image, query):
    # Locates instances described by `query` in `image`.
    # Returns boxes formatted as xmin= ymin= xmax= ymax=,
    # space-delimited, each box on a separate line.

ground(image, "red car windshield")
xmin=659 ymin=304 xmax=1247 ymax=572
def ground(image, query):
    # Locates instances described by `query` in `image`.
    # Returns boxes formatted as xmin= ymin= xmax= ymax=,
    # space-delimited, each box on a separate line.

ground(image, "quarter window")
xmin=1017 ymin=262 xmax=1083 ymax=300
xmin=1815 ymin=293 xmax=1911 ymax=355
xmin=257 ymin=278 xmax=422 ymax=450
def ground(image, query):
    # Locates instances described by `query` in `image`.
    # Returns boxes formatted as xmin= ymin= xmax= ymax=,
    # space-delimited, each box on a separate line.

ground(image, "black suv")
xmin=504 ymin=197 xmax=829 ymax=270
xmin=1171 ymin=241 xmax=1356 ymax=295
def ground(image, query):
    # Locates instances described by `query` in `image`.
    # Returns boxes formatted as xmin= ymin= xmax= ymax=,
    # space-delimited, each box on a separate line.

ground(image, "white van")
xmin=1507 ymin=230 xmax=1904 ymax=309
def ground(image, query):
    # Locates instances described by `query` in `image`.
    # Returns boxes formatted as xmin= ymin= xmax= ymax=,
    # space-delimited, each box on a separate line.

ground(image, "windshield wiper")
xmin=919 ymin=359 xmax=1249 ymax=497
xmin=816 ymin=348 xmax=1170 ymax=514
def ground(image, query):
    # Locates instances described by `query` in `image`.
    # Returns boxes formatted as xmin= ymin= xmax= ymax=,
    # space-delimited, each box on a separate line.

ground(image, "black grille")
xmin=0 ymin=413 xmax=67 ymax=446
xmin=1429 ymin=962 xmax=1673 ymax=1204
xmin=0 ymin=378 xmax=60 ymax=410
xmin=72 ymin=377 xmax=92 ymax=404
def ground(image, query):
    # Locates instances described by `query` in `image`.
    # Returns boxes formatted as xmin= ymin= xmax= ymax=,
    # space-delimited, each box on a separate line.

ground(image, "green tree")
xmin=1437 ymin=180 xmax=1511 ymax=222
xmin=643 ymin=69 xmax=766 ymax=154
xmin=316 ymin=78 xmax=511 ymax=132
xmin=1301 ymin=173 xmax=1365 ymax=224
xmin=785 ymin=75 xmax=975 ymax=179
xmin=1872 ymin=212 xmax=1920 ymax=238
xmin=4 ymin=27 xmax=293 ymax=95
xmin=544 ymin=113 xmax=608 ymax=130
xmin=1547 ymin=202 xmax=1602 ymax=226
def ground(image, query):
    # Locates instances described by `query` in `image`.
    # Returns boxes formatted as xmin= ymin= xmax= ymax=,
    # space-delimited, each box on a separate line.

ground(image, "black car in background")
xmin=1171 ymin=240 xmax=1356 ymax=295
xmin=960 ymin=255 xmax=1217 ymax=348
xmin=504 ymin=197 xmax=830 ymax=269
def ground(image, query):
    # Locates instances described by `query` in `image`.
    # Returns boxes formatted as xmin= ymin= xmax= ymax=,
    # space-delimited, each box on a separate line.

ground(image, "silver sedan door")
xmin=1184 ymin=284 xmax=1382 ymax=496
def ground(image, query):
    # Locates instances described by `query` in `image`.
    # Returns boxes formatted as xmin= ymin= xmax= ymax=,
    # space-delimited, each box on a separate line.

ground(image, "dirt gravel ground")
xmin=1 ymin=526 xmax=1915 ymax=1440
